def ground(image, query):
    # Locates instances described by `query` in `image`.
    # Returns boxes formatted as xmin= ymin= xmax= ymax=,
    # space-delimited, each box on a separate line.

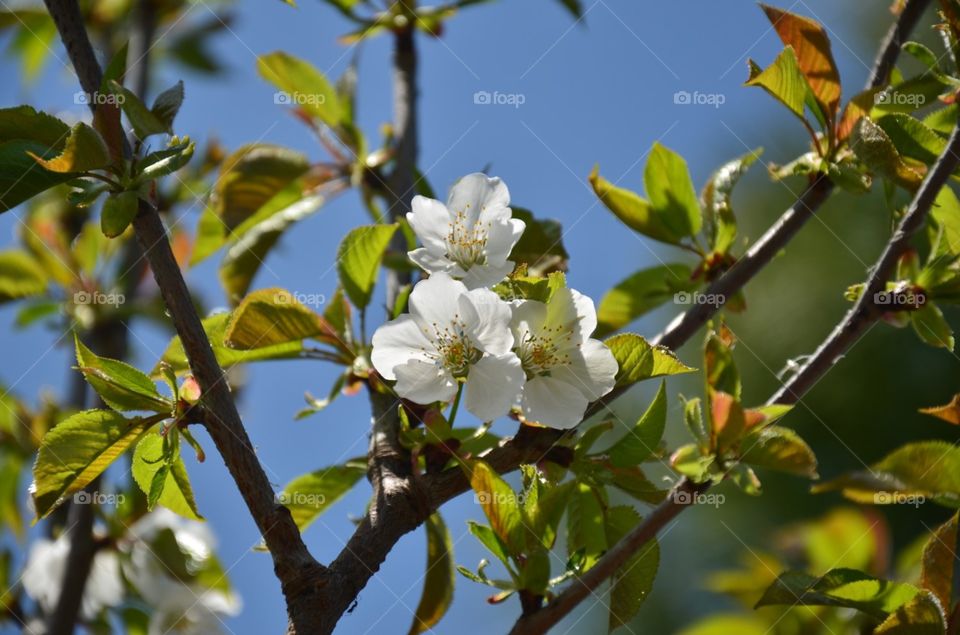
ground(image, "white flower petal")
xmin=570 ymin=289 xmax=598 ymax=342
xmin=394 ymin=359 xmax=458 ymax=405
xmin=520 ymin=375 xmax=589 ymax=429
xmin=485 ymin=218 xmax=526 ymax=265
xmin=553 ymin=339 xmax=618 ymax=401
xmin=460 ymin=288 xmax=514 ymax=355
xmin=465 ymin=354 xmax=525 ymax=421
xmin=510 ymin=299 xmax=547 ymax=339
xmin=460 ymin=260 xmax=515 ymax=290
xmin=408 ymin=195 xmax=450 ymax=254
xmin=408 ymin=247 xmax=456 ymax=276
xmin=371 ymin=315 xmax=434 ymax=381
xmin=447 ymin=173 xmax=510 ymax=229
xmin=408 ymin=272 xmax=468 ymax=330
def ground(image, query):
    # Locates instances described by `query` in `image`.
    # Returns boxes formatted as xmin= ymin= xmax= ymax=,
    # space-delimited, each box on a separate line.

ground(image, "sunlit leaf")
xmin=132 ymin=429 xmax=202 ymax=520
xmin=595 ymin=264 xmax=696 ymax=337
xmin=608 ymin=381 xmax=667 ymax=467
xmin=756 ymin=568 xmax=920 ymax=618
xmin=605 ymin=333 xmax=694 ymax=388
xmin=408 ymin=513 xmax=455 ymax=635
xmin=76 ymin=336 xmax=170 ymax=413
xmin=337 ymin=224 xmax=398 ymax=310
xmin=224 ymin=288 xmax=337 ymax=350
xmin=0 ymin=250 xmax=46 ymax=302
xmin=33 ymin=409 xmax=152 ymax=518
xmin=605 ymin=505 xmax=659 ymax=631
xmin=278 ymin=462 xmax=366 ymax=530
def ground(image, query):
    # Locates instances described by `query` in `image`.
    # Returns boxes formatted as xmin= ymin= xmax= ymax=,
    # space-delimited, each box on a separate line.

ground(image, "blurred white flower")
xmin=123 ymin=509 xmax=240 ymax=635
xmin=371 ymin=272 xmax=524 ymax=421
xmin=407 ymin=173 xmax=525 ymax=289
xmin=511 ymin=288 xmax=618 ymax=429
xmin=22 ymin=535 xmax=123 ymax=619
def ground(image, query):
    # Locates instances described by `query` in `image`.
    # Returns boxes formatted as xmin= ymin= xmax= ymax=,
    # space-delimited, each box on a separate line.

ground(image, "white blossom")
xmin=407 ymin=173 xmax=525 ymax=289
xmin=511 ymin=287 xmax=618 ymax=429
xmin=371 ymin=272 xmax=524 ymax=421
xmin=123 ymin=509 xmax=241 ymax=635
xmin=22 ymin=535 xmax=123 ymax=619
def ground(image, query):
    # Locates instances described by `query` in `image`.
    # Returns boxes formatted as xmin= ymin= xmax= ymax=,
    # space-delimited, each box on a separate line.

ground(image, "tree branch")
xmin=303 ymin=2 xmax=935 ymax=629
xmin=42 ymin=0 xmax=331 ymax=631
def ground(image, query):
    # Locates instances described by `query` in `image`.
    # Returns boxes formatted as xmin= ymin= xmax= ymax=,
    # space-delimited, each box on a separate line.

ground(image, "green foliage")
xmin=337 ymin=224 xmax=398 ymax=310
xmin=607 ymin=381 xmax=667 ymax=467
xmin=100 ymin=191 xmax=139 ymax=238
xmin=277 ymin=462 xmax=366 ymax=530
xmin=28 ymin=122 xmax=110 ymax=173
xmin=745 ymin=47 xmax=811 ymax=125
xmin=0 ymin=250 xmax=46 ymax=302
xmin=604 ymin=333 xmax=695 ymax=388
xmin=224 ymin=288 xmax=341 ymax=351
xmin=595 ymin=265 xmax=696 ymax=337
xmin=132 ymin=427 xmax=203 ymax=520
xmin=258 ymin=51 xmax=344 ymax=127
xmin=508 ymin=208 xmax=569 ymax=275
xmin=756 ymin=568 xmax=923 ymax=619
xmin=814 ymin=441 xmax=960 ymax=507
xmin=605 ymin=505 xmax=659 ymax=631
xmin=409 ymin=513 xmax=455 ymax=635
xmin=701 ymin=149 xmax=762 ymax=254
xmin=590 ymin=142 xmax=702 ymax=246
xmin=32 ymin=409 xmax=156 ymax=518
xmin=75 ymin=336 xmax=171 ymax=413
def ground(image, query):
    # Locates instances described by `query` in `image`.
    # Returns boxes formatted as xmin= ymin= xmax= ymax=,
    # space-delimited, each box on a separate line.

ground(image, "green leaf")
xmin=608 ymin=381 xmax=667 ymax=467
xmin=851 ymin=117 xmax=924 ymax=190
xmin=33 ymin=409 xmax=152 ymax=518
xmin=877 ymin=114 xmax=946 ymax=165
xmin=589 ymin=166 xmax=683 ymax=246
xmin=76 ymin=336 xmax=170 ymax=413
xmin=676 ymin=616 xmax=769 ymax=635
xmin=524 ymin=479 xmax=573 ymax=550
xmin=605 ymin=505 xmax=659 ymax=631
xmin=920 ymin=514 xmax=957 ymax=611
xmin=137 ymin=138 xmax=195 ymax=182
xmin=467 ymin=521 xmax=512 ymax=569
xmin=224 ymin=288 xmax=336 ymax=350
xmin=813 ymin=441 xmax=960 ymax=508
xmin=0 ymin=105 xmax=70 ymax=146
xmin=154 ymin=313 xmax=303 ymax=376
xmin=566 ymin=482 xmax=606 ymax=569
xmin=132 ymin=429 xmax=203 ymax=520
xmin=108 ymin=80 xmax=168 ymax=139
xmin=701 ymin=149 xmax=762 ymax=254
xmin=644 ymin=142 xmax=702 ymax=238
xmin=912 ymin=302 xmax=954 ymax=350
xmin=258 ymin=51 xmax=344 ymax=127
xmin=875 ymin=590 xmax=947 ymax=634
xmin=278 ymin=462 xmax=366 ymax=530
xmin=745 ymin=46 xmax=812 ymax=123
xmin=151 ymin=80 xmax=185 ymax=129
xmin=704 ymin=327 xmax=740 ymax=399
xmin=209 ymin=144 xmax=310 ymax=231
xmin=468 ymin=460 xmax=527 ymax=554
xmin=902 ymin=42 xmax=942 ymax=72
xmin=28 ymin=122 xmax=110 ymax=173
xmin=0 ymin=250 xmax=46 ymax=302
xmin=605 ymin=333 xmax=695 ymax=388
xmin=740 ymin=425 xmax=818 ymax=478
xmin=756 ymin=568 xmax=920 ymax=618
xmin=408 ymin=513 xmax=455 ymax=635
xmin=100 ymin=191 xmax=139 ymax=238
xmin=337 ymin=224 xmax=398 ymax=310
xmin=219 ymin=189 xmax=326 ymax=303
xmin=759 ymin=5 xmax=841 ymax=123
xmin=0 ymin=140 xmax=77 ymax=211
xmin=595 ymin=264 xmax=696 ymax=337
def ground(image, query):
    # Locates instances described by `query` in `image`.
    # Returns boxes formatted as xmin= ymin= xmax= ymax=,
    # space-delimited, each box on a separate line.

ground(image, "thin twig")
xmin=41 ymin=1 xmax=331 ymax=632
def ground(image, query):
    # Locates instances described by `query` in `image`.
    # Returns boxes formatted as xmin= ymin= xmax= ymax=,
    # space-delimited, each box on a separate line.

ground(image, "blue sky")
xmin=0 ymin=1 xmax=910 ymax=633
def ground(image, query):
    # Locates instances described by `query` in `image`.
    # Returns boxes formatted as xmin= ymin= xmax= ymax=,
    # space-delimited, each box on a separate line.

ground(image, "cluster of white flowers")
xmin=372 ymin=173 xmax=617 ymax=429
xmin=21 ymin=509 xmax=239 ymax=635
